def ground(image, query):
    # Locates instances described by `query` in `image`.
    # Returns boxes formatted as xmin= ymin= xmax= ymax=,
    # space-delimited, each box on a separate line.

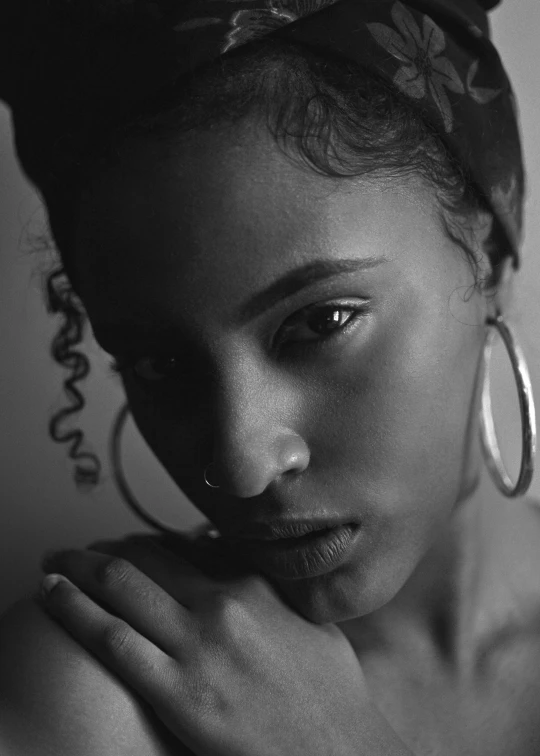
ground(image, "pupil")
xmin=154 ymin=356 xmax=177 ymax=376
xmin=310 ymin=308 xmax=342 ymax=335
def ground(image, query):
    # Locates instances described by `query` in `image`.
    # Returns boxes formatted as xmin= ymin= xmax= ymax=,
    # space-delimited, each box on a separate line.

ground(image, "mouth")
xmin=231 ymin=522 xmax=361 ymax=580
xmin=228 ymin=516 xmax=356 ymax=542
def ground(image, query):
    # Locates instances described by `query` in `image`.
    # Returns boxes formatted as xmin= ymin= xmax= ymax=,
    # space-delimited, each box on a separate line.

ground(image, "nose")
xmin=205 ymin=362 xmax=310 ymax=497
xmin=211 ymin=431 xmax=310 ymax=497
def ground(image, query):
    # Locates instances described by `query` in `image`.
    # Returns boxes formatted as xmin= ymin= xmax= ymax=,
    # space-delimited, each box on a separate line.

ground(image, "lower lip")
xmin=237 ymin=524 xmax=360 ymax=580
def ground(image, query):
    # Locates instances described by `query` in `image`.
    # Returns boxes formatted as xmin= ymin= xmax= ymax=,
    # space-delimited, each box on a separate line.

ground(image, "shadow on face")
xmin=72 ymin=119 xmax=493 ymax=623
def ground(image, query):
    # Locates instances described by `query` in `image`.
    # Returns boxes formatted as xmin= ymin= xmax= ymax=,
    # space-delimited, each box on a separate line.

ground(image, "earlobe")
xmin=489 ymin=256 xmax=514 ymax=317
xmin=470 ymin=208 xmax=515 ymax=310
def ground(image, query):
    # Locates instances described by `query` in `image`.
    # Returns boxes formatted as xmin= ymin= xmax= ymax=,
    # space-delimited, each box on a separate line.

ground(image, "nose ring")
xmin=204 ymin=463 xmax=220 ymax=489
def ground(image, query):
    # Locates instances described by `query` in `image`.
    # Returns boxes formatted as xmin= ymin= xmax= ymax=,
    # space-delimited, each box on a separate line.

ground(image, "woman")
xmin=0 ymin=0 xmax=538 ymax=754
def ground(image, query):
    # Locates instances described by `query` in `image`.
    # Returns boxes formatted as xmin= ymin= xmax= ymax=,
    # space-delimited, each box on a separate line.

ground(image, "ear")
xmin=461 ymin=208 xmax=493 ymax=283
xmin=469 ymin=208 xmax=493 ymax=256
xmin=466 ymin=210 xmax=514 ymax=310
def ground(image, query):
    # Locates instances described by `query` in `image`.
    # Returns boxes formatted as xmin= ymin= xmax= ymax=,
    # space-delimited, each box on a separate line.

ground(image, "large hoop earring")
xmin=110 ymin=401 xmax=182 ymax=535
xmin=479 ymin=313 xmax=537 ymax=497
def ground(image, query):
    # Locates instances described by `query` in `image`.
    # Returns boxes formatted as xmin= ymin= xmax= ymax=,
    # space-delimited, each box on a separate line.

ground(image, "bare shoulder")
xmin=0 ymin=594 xmax=191 ymax=756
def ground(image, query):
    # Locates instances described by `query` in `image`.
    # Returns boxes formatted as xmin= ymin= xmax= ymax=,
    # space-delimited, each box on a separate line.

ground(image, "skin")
xmin=70 ymin=117 xmax=540 ymax=749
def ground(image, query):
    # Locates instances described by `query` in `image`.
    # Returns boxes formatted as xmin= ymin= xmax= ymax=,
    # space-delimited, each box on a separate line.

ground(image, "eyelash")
xmin=107 ymin=300 xmax=369 ymax=384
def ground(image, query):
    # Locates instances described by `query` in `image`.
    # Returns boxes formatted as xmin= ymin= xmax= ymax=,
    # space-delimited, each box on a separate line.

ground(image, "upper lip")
xmin=226 ymin=517 xmax=355 ymax=541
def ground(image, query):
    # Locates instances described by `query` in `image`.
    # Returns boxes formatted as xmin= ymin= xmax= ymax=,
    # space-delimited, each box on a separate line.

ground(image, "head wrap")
xmin=0 ymin=0 xmax=524 ymax=268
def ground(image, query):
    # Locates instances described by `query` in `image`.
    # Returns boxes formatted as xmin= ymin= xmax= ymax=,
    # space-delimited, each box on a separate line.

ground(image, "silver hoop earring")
xmin=479 ymin=313 xmax=537 ymax=497
xmin=203 ymin=463 xmax=220 ymax=489
xmin=110 ymin=401 xmax=183 ymax=535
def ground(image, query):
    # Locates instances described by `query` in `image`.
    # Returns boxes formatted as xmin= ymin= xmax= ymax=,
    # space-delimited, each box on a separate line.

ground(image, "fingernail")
xmin=41 ymin=573 xmax=65 ymax=599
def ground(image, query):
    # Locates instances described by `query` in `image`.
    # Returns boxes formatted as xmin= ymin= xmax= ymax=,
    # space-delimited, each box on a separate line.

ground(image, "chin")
xmin=267 ymin=569 xmax=388 ymax=625
xmin=266 ymin=554 xmax=412 ymax=625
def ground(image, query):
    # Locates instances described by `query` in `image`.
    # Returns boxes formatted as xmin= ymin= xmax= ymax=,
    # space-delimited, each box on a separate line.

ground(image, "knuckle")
xmin=230 ymin=573 xmax=264 ymax=593
xmin=213 ymin=592 xmax=251 ymax=633
xmin=51 ymin=580 xmax=79 ymax=611
xmin=212 ymin=590 xmax=238 ymax=614
xmin=218 ymin=577 xmax=260 ymax=607
xmin=95 ymin=556 xmax=131 ymax=589
xmin=100 ymin=619 xmax=134 ymax=656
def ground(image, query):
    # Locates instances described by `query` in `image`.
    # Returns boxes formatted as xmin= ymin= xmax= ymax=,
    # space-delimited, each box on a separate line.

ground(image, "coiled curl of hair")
xmin=31 ymin=38 xmax=509 ymax=492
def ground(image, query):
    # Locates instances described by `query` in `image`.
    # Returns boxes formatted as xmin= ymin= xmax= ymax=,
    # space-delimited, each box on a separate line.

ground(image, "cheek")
xmin=333 ymin=292 xmax=482 ymax=521
xmin=122 ymin=382 xmax=202 ymax=472
xmin=311 ymin=300 xmax=484 ymax=615
xmin=122 ymin=380 xmax=233 ymax=522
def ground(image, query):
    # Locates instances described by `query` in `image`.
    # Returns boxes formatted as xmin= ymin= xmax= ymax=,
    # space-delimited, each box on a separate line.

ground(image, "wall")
xmin=1 ymin=1 xmax=539 ymax=616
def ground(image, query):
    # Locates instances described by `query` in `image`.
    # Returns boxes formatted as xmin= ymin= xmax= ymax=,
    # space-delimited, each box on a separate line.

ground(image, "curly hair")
xmin=29 ymin=38 xmax=509 ymax=492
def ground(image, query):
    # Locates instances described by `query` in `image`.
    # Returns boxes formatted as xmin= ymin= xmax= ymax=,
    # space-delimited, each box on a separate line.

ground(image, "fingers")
xmin=41 ymin=547 xmax=193 ymax=657
xmin=86 ymin=534 xmax=215 ymax=601
xmin=96 ymin=530 xmax=251 ymax=582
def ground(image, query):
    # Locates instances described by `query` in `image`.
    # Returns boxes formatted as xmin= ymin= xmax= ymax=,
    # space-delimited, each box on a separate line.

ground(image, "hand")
xmin=39 ymin=531 xmax=411 ymax=756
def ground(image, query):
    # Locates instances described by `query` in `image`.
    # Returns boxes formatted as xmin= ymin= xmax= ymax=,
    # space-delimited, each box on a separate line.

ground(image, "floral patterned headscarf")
xmin=1 ymin=0 xmax=524 ymax=267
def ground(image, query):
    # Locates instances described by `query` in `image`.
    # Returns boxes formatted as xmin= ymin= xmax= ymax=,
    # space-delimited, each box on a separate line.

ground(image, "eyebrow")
xmin=238 ymin=255 xmax=387 ymax=324
xmin=93 ymin=255 xmax=388 ymax=348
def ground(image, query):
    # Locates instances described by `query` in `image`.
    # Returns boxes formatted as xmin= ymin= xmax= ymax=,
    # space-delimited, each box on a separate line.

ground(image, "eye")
xmin=107 ymin=300 xmax=369 ymax=385
xmin=274 ymin=300 xmax=369 ymax=349
xmin=108 ymin=354 xmax=192 ymax=384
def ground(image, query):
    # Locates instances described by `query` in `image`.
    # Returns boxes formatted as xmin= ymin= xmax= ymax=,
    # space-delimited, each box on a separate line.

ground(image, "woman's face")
xmin=73 ymin=119 xmax=491 ymax=624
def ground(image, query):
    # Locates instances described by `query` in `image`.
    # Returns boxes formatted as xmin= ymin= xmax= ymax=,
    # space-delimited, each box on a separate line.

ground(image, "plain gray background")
xmin=1 ymin=2 xmax=539 ymax=617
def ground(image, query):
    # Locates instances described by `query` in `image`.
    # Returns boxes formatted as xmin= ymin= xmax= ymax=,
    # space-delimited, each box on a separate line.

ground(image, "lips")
xmin=233 ymin=523 xmax=361 ymax=580
xmin=227 ymin=517 xmax=355 ymax=542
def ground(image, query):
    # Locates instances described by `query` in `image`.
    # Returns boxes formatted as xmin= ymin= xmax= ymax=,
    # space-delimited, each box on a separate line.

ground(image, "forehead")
xmin=73 ymin=121 xmax=439 ymax=326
